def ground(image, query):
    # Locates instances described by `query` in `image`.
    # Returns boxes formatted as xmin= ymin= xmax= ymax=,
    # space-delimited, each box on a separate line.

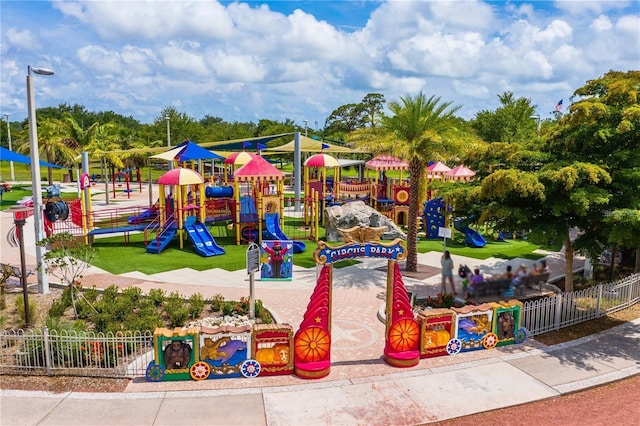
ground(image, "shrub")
xmin=147 ymin=288 xmax=166 ymax=308
xmin=188 ymin=293 xmax=205 ymax=319
xmin=48 ymin=297 xmax=70 ymax=319
xmin=209 ymin=293 xmax=225 ymax=312
xmin=122 ymin=286 xmax=143 ymax=305
xmin=14 ymin=295 xmax=37 ymax=327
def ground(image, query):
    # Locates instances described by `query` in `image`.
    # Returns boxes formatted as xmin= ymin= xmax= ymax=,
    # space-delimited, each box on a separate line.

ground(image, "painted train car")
xmin=145 ymin=300 xmax=526 ymax=382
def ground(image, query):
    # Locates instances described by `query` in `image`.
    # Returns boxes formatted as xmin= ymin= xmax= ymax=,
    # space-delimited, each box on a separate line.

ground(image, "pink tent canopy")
xmin=234 ymin=156 xmax=286 ymax=182
xmin=157 ymin=168 xmax=205 ymax=185
xmin=365 ymin=155 xmax=409 ymax=171
xmin=426 ymin=161 xmax=452 ymax=174
xmin=304 ymin=153 xmax=340 ymax=168
xmin=446 ymin=164 xmax=476 ymax=181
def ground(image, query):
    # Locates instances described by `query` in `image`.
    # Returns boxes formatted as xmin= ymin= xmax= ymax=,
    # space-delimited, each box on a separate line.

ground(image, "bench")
xmin=467 ymin=278 xmax=512 ymax=302
xmin=1 ymin=263 xmax=34 ymax=288
xmin=513 ymin=272 xmax=551 ymax=295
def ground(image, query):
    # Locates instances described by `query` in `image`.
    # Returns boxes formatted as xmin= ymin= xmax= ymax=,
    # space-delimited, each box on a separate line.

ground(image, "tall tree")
xmin=360 ymin=93 xmax=386 ymax=127
xmin=546 ymin=70 xmax=640 ymax=273
xmin=354 ymin=92 xmax=462 ymax=272
xmin=471 ymin=92 xmax=538 ymax=143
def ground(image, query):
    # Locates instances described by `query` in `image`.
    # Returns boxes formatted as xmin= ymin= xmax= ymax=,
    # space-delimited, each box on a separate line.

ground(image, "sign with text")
xmin=438 ymin=227 xmax=452 ymax=239
xmin=313 ymin=239 xmax=406 ymax=265
xmin=246 ymin=242 xmax=260 ymax=275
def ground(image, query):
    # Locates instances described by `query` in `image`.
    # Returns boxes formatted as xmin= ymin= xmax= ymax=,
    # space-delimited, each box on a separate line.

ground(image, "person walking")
xmin=441 ymin=250 xmax=456 ymax=295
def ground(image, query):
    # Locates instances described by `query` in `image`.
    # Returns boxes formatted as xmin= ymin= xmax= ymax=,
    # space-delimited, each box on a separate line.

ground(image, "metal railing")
xmin=522 ymin=273 xmax=640 ymax=335
xmin=0 ymin=329 xmax=154 ymax=378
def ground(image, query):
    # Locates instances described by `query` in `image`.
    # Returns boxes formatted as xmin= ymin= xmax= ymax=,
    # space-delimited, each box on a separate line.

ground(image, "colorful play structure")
xmin=42 ymin=139 xmax=489 ymax=258
xmin=144 ymin=229 xmax=526 ymax=382
xmin=44 ymin=146 xmax=311 ymax=256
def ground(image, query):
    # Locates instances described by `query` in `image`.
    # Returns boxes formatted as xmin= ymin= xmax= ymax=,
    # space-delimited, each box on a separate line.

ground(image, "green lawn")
xmin=90 ymin=222 xmax=549 ymax=275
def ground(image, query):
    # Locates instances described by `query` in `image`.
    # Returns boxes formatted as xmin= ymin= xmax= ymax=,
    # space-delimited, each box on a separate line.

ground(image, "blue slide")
xmin=454 ymin=217 xmax=487 ymax=248
xmin=184 ymin=216 xmax=225 ymax=257
xmin=263 ymin=213 xmax=306 ymax=253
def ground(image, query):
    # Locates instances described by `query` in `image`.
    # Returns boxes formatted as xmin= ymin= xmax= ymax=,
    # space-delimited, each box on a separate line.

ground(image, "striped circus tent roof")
xmin=234 ymin=156 xmax=285 ymax=181
xmin=157 ymin=167 xmax=205 ymax=185
xmin=446 ymin=164 xmax=476 ymax=181
xmin=223 ymin=151 xmax=259 ymax=165
xmin=304 ymin=153 xmax=340 ymax=168
xmin=365 ymin=155 xmax=409 ymax=171
xmin=426 ymin=161 xmax=451 ymax=174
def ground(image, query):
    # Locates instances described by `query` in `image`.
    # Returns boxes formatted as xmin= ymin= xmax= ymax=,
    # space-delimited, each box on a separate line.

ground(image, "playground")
xmin=1 ymin=144 xmax=593 ymax=384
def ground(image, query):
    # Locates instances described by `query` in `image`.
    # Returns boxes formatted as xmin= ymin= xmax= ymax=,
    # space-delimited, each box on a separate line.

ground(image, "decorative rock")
xmin=324 ymin=201 xmax=407 ymax=242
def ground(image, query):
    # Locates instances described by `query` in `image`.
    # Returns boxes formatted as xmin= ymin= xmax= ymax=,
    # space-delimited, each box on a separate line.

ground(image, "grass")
xmin=90 ymin=222 xmax=549 ymax=275
xmin=417 ymin=237 xmax=550 ymax=261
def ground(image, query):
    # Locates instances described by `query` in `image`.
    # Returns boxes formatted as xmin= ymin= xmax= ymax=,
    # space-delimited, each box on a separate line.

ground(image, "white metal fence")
xmin=1 ymin=274 xmax=639 ymax=378
xmin=0 ymin=329 xmax=154 ymax=378
xmin=522 ymin=273 xmax=640 ymax=335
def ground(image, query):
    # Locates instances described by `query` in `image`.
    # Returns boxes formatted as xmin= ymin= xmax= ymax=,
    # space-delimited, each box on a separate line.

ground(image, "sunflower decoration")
xmin=388 ymin=319 xmax=420 ymax=352
xmin=295 ymin=326 xmax=330 ymax=362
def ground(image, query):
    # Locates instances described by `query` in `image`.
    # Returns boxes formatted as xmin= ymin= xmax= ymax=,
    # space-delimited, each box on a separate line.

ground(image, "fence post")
xmin=43 ymin=326 xmax=52 ymax=375
xmin=596 ymin=284 xmax=602 ymax=317
xmin=554 ymin=293 xmax=562 ymax=331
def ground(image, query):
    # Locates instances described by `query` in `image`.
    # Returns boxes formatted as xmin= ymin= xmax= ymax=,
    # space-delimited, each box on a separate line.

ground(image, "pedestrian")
xmin=441 ymin=250 xmax=456 ymax=295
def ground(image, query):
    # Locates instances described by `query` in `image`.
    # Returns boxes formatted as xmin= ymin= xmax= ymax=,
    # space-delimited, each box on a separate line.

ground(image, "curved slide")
xmin=263 ymin=213 xmax=306 ymax=253
xmin=185 ymin=217 xmax=225 ymax=257
xmin=454 ymin=217 xmax=487 ymax=248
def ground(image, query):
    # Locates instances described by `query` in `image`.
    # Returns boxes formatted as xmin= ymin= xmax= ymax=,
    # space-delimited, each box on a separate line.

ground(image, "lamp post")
xmin=165 ymin=116 xmax=172 ymax=170
xmin=27 ymin=65 xmax=54 ymax=294
xmin=303 ymin=120 xmax=309 ymax=137
xmin=4 ymin=114 xmax=14 ymax=181
xmin=530 ymin=114 xmax=541 ymax=136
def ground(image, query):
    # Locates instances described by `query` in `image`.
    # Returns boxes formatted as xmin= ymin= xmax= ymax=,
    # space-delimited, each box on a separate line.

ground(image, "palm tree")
xmin=16 ymin=116 xmax=80 ymax=185
xmin=379 ymin=92 xmax=462 ymax=272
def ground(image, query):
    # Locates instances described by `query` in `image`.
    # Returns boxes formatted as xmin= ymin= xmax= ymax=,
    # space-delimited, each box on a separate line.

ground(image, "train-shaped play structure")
xmin=144 ymin=228 xmax=527 ymax=382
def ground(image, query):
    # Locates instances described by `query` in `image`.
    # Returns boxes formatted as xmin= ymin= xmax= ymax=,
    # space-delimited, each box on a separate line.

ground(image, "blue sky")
xmin=1 ymin=1 xmax=638 ymax=128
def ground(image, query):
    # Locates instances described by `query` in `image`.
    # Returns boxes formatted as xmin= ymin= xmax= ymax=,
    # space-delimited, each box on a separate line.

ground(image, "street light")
xmin=27 ymin=65 xmax=54 ymax=294
xmin=530 ymin=114 xmax=541 ymax=136
xmin=165 ymin=116 xmax=172 ymax=170
xmin=4 ymin=113 xmax=14 ymax=181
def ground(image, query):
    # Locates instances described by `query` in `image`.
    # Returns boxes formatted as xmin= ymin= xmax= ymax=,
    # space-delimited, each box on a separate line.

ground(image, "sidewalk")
xmin=2 ymin=318 xmax=639 ymax=425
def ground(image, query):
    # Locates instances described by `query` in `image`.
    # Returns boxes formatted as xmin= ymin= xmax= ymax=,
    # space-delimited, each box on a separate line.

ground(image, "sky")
xmin=1 ymin=0 xmax=639 ymax=129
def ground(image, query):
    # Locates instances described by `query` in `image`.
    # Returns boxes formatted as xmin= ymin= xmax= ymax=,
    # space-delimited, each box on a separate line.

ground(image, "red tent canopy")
xmin=365 ymin=155 xmax=409 ymax=171
xmin=234 ymin=156 xmax=285 ymax=182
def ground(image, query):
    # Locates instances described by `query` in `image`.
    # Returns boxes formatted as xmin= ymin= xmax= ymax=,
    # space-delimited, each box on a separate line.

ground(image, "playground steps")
xmin=146 ymin=223 xmax=176 ymax=254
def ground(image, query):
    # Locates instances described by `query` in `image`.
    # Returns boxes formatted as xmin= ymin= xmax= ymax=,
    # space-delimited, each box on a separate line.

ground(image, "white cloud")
xmin=1 ymin=0 xmax=637 ymax=124
xmin=4 ymin=27 xmax=40 ymax=50
xmin=591 ymin=14 xmax=614 ymax=31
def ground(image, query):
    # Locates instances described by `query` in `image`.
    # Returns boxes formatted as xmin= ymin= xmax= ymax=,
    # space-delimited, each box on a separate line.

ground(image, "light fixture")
xmin=27 ymin=65 xmax=55 ymax=294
